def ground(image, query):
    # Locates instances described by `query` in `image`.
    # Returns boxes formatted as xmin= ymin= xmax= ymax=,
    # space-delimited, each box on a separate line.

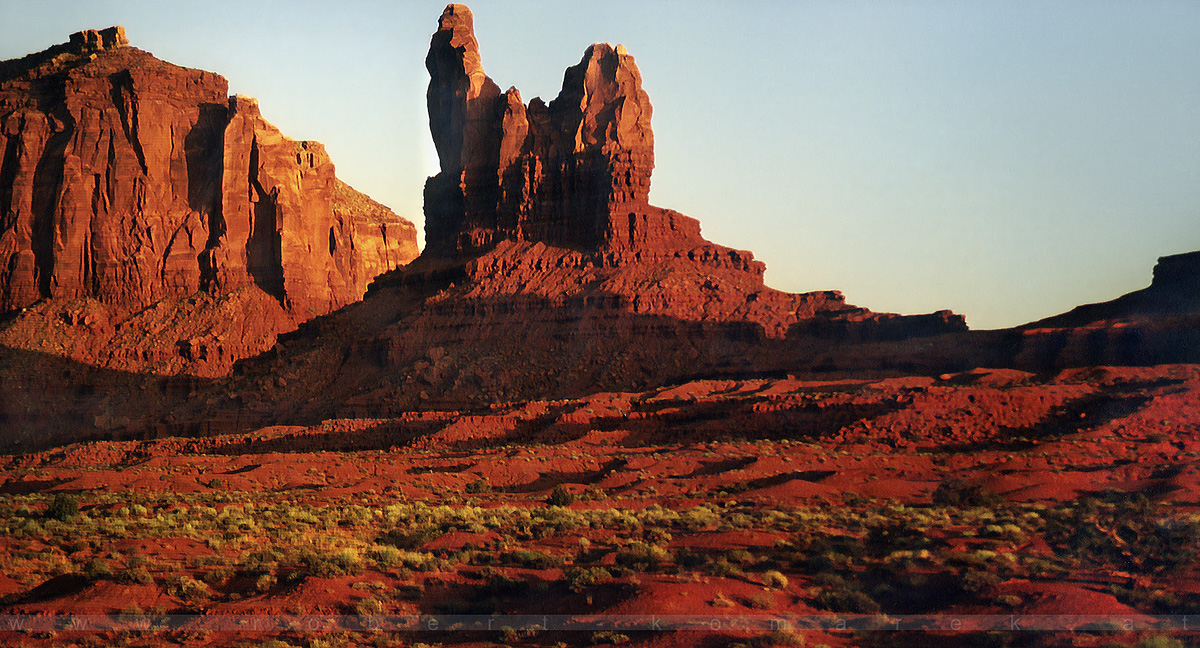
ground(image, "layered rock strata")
xmin=417 ymin=4 xmax=964 ymax=339
xmin=184 ymin=4 xmax=969 ymax=424
xmin=0 ymin=28 xmax=417 ymax=374
xmin=0 ymin=27 xmax=417 ymax=316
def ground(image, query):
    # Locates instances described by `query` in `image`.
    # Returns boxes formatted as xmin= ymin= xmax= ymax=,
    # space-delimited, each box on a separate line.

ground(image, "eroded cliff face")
xmin=424 ymin=5 xmax=713 ymax=261
xmin=415 ymin=5 xmax=963 ymax=341
xmin=177 ymin=4 xmax=969 ymax=425
xmin=0 ymin=27 xmax=417 ymax=375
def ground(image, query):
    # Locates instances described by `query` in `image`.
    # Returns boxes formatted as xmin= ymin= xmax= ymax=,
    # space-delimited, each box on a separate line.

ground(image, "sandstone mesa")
xmin=0 ymin=27 xmax=418 ymax=376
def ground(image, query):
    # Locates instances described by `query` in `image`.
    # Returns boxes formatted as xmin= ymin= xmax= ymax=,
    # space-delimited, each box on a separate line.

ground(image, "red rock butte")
xmin=0 ymin=27 xmax=418 ymax=374
xmin=414 ymin=4 xmax=966 ymax=342
xmin=425 ymin=4 xmax=668 ymax=258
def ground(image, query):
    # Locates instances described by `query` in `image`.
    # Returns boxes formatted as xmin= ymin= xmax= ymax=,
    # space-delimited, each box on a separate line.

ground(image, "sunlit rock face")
xmin=0 ymin=27 xmax=418 ymax=375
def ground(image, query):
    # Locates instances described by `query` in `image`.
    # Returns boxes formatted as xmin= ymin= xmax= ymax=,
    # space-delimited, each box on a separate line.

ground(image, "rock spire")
xmin=424 ymin=4 xmax=679 ymax=257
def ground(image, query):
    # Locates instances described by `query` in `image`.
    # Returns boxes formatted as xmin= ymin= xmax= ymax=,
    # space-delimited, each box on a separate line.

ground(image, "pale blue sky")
xmin=3 ymin=0 xmax=1198 ymax=329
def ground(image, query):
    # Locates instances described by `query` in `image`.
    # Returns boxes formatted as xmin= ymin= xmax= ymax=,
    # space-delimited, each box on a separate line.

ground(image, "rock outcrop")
xmin=0 ymin=28 xmax=418 ymax=374
xmin=163 ymin=4 xmax=969 ymax=425
xmin=1005 ymin=250 xmax=1200 ymax=369
xmin=416 ymin=4 xmax=962 ymax=335
xmin=424 ymin=5 xmax=727 ymax=263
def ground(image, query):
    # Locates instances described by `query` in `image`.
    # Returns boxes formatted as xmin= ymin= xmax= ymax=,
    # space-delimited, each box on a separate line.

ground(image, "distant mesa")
xmin=1002 ymin=250 xmax=1200 ymax=369
xmin=1027 ymin=250 xmax=1200 ymax=328
xmin=0 ymin=27 xmax=418 ymax=375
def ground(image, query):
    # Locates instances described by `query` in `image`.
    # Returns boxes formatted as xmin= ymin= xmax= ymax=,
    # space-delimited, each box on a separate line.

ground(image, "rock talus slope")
xmin=0 ymin=27 xmax=418 ymax=375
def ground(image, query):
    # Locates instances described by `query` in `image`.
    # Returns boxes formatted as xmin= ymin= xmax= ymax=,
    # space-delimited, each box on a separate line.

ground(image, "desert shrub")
xmin=725 ymin=549 xmax=756 ymax=565
xmin=866 ymin=521 xmax=933 ymax=554
xmin=811 ymin=574 xmax=880 ymax=614
xmin=727 ymin=512 xmax=754 ymax=528
xmin=763 ymin=570 xmax=789 ymax=588
xmin=242 ymin=549 xmax=283 ymax=576
xmin=383 ymin=550 xmax=434 ymax=572
xmin=354 ymin=597 xmax=384 ymax=616
xmin=995 ymin=594 xmax=1023 ymax=607
xmin=480 ymin=570 xmax=536 ymax=597
xmin=981 ymin=523 xmax=1025 ymax=540
xmin=590 ymin=631 xmax=631 ymax=644
xmin=255 ymin=574 xmax=277 ymax=592
xmin=578 ymin=486 xmax=607 ymax=501
xmin=327 ymin=548 xmax=363 ymax=575
xmin=367 ymin=544 xmax=403 ymax=568
xmin=796 ymin=532 xmax=866 ymax=571
xmin=711 ymin=592 xmax=735 ymax=607
xmin=815 ymin=587 xmax=879 ymax=614
xmin=46 ymin=494 xmax=79 ymax=521
xmin=377 ymin=526 xmax=439 ymax=550
xmin=679 ymin=505 xmax=721 ymax=530
xmin=707 ymin=559 xmax=745 ymax=579
xmin=165 ymin=575 xmax=211 ymax=602
xmin=83 ymin=558 xmax=112 ymax=581
xmin=117 ymin=555 xmax=154 ymax=585
xmin=841 ymin=491 xmax=870 ymax=507
xmin=643 ymin=527 xmax=672 ymax=546
xmin=1106 ymin=585 xmax=1200 ymax=615
xmin=395 ymin=583 xmax=425 ymax=600
xmin=746 ymin=629 xmax=806 ymax=647
xmin=564 ymin=566 xmax=611 ymax=593
xmin=932 ymin=479 xmax=1002 ymax=508
xmin=202 ymin=567 xmax=234 ymax=585
xmin=747 ymin=592 xmax=775 ymax=610
xmin=118 ymin=565 xmax=154 ymax=585
xmin=501 ymin=549 xmax=562 ymax=569
xmin=615 ymin=542 xmax=671 ymax=571
xmin=961 ymin=570 xmax=1002 ymax=594
xmin=465 ymin=478 xmax=490 ymax=494
xmin=14 ymin=518 xmax=44 ymax=537
xmin=339 ymin=505 xmax=376 ymax=527
xmin=674 ymin=548 xmax=711 ymax=569
xmin=1136 ymin=636 xmax=1185 ymax=648
xmin=286 ymin=547 xmax=364 ymax=579
xmin=1042 ymin=494 xmax=1200 ymax=573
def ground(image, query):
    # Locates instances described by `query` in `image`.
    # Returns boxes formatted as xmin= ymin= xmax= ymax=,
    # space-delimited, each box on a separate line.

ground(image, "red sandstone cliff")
xmin=164 ymin=5 xmax=969 ymax=426
xmin=5 ymin=9 xmax=1190 ymax=446
xmin=0 ymin=27 xmax=418 ymax=375
xmin=415 ymin=5 xmax=963 ymax=340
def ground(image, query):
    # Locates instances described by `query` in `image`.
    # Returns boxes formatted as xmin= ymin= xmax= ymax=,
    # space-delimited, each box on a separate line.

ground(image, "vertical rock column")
xmin=422 ymin=4 xmax=663 ymax=257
